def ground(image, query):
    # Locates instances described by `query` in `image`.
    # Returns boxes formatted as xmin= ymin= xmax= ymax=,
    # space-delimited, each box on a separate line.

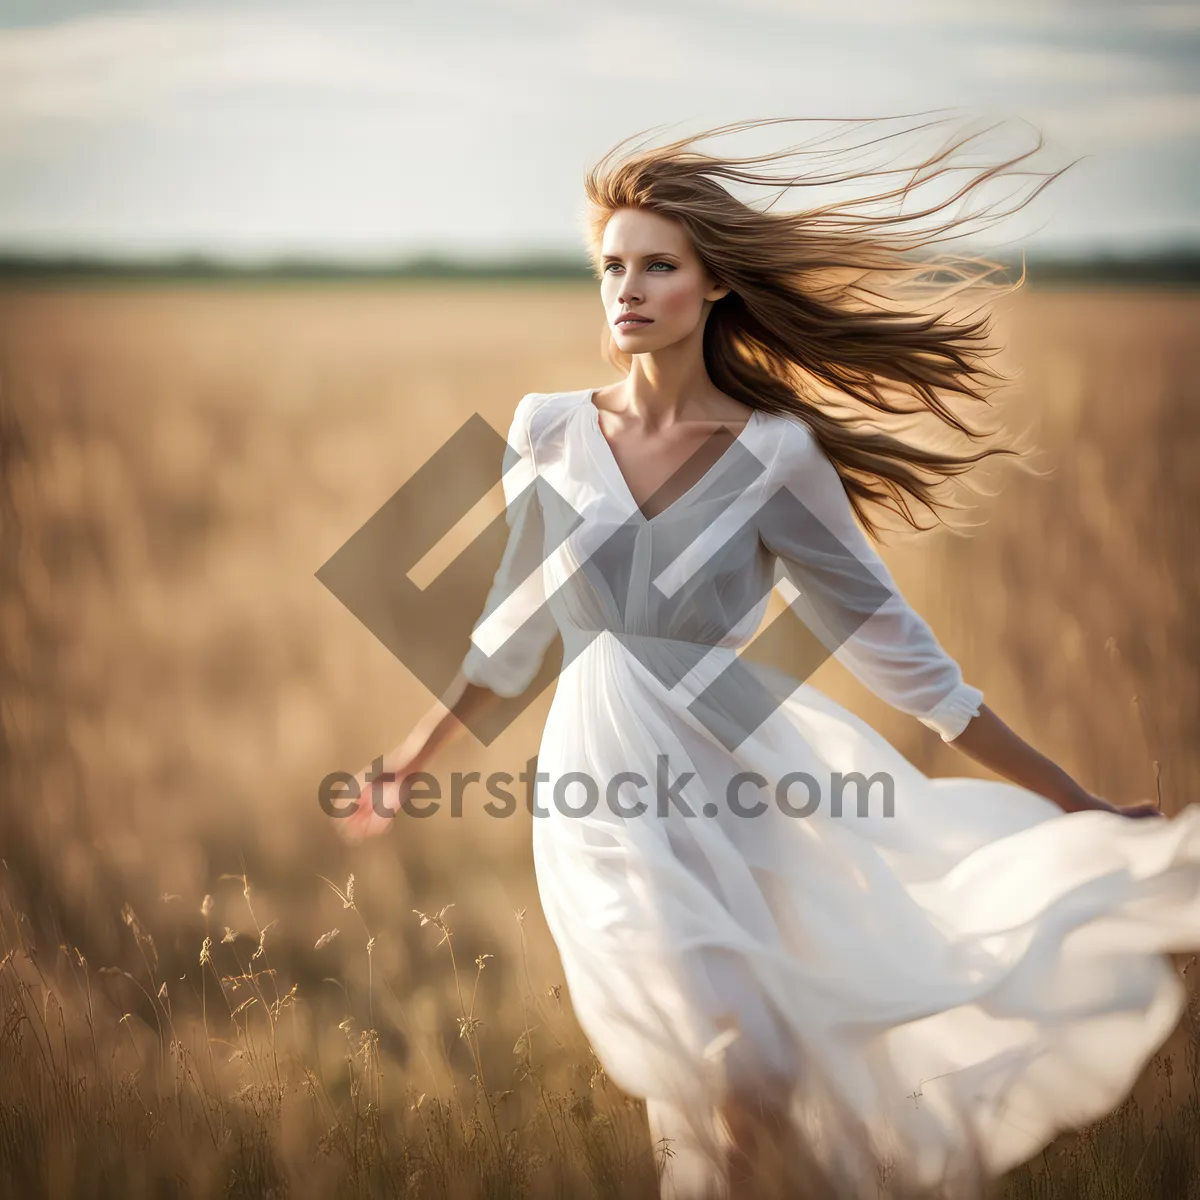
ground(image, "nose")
xmin=617 ymin=277 xmax=643 ymax=306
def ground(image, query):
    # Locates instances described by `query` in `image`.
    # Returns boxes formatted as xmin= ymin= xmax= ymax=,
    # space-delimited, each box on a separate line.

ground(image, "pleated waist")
xmin=562 ymin=627 xmax=746 ymax=698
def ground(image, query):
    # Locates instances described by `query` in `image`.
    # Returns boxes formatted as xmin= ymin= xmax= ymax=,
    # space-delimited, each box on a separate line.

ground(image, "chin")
xmin=614 ymin=330 xmax=668 ymax=352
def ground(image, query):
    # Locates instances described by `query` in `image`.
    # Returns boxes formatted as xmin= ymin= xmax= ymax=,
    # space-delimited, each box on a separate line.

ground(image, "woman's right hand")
xmin=334 ymin=749 xmax=427 ymax=845
xmin=331 ymin=684 xmax=477 ymax=846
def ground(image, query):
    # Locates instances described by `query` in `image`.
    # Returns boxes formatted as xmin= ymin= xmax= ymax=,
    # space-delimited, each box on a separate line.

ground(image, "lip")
xmin=615 ymin=313 xmax=653 ymax=327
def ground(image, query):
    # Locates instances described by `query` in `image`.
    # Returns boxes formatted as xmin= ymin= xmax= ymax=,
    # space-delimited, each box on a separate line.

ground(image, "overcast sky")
xmin=0 ymin=0 xmax=1197 ymax=262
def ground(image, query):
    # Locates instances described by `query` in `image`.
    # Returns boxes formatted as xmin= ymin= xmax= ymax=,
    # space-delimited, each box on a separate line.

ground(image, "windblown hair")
xmin=582 ymin=113 xmax=1072 ymax=542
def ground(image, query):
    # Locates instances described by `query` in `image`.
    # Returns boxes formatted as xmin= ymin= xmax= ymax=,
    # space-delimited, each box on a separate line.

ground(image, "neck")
xmin=618 ymin=337 xmax=718 ymax=430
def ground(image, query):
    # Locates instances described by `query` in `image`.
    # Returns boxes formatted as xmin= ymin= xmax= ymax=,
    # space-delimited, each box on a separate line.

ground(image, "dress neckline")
xmin=582 ymin=388 xmax=761 ymax=526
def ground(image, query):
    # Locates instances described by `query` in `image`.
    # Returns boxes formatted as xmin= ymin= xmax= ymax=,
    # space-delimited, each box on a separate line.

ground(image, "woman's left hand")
xmin=1111 ymin=799 xmax=1167 ymax=820
xmin=1072 ymin=793 xmax=1166 ymax=820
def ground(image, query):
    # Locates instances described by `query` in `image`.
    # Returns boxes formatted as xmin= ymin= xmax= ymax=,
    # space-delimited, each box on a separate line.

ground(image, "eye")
xmin=601 ymin=260 xmax=675 ymax=274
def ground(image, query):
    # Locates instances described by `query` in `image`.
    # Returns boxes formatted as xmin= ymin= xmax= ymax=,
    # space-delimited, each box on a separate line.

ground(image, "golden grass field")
xmin=1 ymin=281 xmax=1198 ymax=1198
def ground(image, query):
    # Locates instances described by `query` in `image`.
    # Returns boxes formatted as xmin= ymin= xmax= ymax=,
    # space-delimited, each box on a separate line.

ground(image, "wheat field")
xmin=0 ymin=281 xmax=1198 ymax=1198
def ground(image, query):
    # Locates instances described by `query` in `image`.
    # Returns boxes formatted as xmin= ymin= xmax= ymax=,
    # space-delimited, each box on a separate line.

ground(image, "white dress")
xmin=459 ymin=388 xmax=1200 ymax=1200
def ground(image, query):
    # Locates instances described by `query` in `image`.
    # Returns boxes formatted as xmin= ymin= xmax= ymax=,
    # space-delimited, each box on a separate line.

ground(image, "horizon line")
xmin=1 ymin=245 xmax=1199 ymax=286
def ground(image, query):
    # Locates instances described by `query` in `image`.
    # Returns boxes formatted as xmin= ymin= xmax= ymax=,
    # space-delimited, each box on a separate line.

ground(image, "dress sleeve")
xmin=459 ymin=392 xmax=560 ymax=698
xmin=756 ymin=417 xmax=983 ymax=743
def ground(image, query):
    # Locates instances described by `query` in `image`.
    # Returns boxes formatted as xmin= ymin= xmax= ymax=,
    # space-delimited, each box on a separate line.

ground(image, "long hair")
xmin=581 ymin=112 xmax=1072 ymax=543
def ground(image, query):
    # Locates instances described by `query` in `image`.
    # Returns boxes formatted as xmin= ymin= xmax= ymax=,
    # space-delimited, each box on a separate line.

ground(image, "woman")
xmin=336 ymin=117 xmax=1200 ymax=1199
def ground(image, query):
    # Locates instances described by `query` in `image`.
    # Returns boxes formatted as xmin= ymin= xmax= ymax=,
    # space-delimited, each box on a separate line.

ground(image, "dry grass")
xmin=0 ymin=281 xmax=1198 ymax=1198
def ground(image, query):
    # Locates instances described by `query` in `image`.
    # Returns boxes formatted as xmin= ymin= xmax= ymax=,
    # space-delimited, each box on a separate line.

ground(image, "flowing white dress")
xmin=459 ymin=388 xmax=1200 ymax=1200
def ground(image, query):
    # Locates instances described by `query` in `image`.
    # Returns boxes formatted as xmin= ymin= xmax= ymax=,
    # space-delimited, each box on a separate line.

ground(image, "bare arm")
xmin=947 ymin=704 xmax=1159 ymax=817
xmin=374 ymin=671 xmax=503 ymax=780
xmin=333 ymin=673 xmax=508 ymax=842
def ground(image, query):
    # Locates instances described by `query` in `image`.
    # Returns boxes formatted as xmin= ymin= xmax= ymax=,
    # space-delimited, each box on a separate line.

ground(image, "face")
xmin=600 ymin=207 xmax=730 ymax=353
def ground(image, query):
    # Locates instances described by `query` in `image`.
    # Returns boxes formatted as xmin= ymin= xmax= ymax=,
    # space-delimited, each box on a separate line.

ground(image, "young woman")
xmin=336 ymin=117 xmax=1200 ymax=1199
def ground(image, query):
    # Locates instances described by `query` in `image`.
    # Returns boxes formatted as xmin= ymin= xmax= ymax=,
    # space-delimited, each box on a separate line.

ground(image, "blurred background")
xmin=1 ymin=2 xmax=1198 ymax=1197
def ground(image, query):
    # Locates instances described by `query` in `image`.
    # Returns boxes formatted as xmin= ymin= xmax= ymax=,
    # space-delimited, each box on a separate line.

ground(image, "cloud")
xmin=0 ymin=3 xmax=1193 ymax=256
xmin=0 ymin=11 xmax=521 ymax=123
xmin=1039 ymin=91 xmax=1200 ymax=149
xmin=971 ymin=42 xmax=1154 ymax=86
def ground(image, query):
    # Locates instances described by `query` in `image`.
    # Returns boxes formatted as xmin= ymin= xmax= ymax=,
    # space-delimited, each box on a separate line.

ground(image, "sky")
xmin=0 ymin=0 xmax=1197 ymax=263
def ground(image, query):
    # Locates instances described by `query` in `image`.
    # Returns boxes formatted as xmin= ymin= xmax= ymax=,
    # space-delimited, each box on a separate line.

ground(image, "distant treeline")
xmin=1 ymin=248 xmax=1199 ymax=286
xmin=0 ymin=253 xmax=593 ymax=284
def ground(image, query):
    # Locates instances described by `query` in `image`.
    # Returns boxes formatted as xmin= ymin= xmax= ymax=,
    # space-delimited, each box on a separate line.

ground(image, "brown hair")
xmin=582 ymin=113 xmax=1072 ymax=543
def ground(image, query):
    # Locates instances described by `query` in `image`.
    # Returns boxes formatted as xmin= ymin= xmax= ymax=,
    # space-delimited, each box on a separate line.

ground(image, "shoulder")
xmin=754 ymin=410 xmax=853 ymax=512
xmin=508 ymin=390 xmax=583 ymax=437
xmin=757 ymin=408 xmax=822 ymax=469
xmin=505 ymin=390 xmax=589 ymax=462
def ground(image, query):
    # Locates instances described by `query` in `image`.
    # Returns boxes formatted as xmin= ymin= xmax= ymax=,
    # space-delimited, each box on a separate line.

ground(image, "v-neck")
xmin=583 ymin=388 xmax=761 ymax=526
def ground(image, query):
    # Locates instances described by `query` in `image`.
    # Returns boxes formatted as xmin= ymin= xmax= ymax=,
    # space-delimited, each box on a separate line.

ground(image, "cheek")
xmin=657 ymin=278 xmax=704 ymax=321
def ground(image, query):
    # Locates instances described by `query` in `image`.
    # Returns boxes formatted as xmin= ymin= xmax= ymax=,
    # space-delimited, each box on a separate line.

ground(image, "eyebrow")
xmin=601 ymin=251 xmax=681 ymax=262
